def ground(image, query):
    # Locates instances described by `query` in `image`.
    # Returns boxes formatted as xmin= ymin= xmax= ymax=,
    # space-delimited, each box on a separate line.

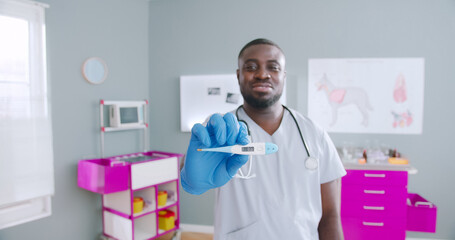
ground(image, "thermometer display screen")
xmin=241 ymin=147 xmax=255 ymax=152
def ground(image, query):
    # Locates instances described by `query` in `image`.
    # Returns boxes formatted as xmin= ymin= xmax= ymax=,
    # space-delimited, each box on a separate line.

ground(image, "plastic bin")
xmin=77 ymin=158 xmax=129 ymax=194
xmin=158 ymin=210 xmax=175 ymax=231
xmin=407 ymin=193 xmax=437 ymax=233
xmin=133 ymin=197 xmax=144 ymax=213
xmin=158 ymin=191 xmax=168 ymax=206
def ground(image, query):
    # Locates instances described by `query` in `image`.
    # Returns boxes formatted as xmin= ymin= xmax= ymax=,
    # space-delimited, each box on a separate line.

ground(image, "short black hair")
xmin=238 ymin=38 xmax=283 ymax=59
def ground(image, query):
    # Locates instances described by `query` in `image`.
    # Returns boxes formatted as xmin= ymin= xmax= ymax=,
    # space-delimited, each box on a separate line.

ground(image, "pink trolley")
xmin=78 ymin=151 xmax=183 ymax=240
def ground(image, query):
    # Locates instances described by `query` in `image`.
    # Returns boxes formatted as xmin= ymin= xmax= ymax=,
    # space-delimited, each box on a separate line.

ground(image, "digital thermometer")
xmin=197 ymin=142 xmax=278 ymax=155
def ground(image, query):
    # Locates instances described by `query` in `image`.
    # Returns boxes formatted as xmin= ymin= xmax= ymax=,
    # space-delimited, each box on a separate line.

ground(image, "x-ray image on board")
xmin=208 ymin=87 xmax=221 ymax=95
xmin=226 ymin=93 xmax=240 ymax=104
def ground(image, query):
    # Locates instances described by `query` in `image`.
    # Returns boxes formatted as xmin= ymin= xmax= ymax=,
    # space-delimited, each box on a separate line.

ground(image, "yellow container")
xmin=133 ymin=197 xmax=144 ymax=214
xmin=388 ymin=157 xmax=409 ymax=165
xmin=157 ymin=191 xmax=168 ymax=206
xmin=158 ymin=210 xmax=175 ymax=231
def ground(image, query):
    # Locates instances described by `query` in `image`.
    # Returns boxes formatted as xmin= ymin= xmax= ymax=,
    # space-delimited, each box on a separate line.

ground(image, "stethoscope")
xmin=235 ymin=105 xmax=319 ymax=179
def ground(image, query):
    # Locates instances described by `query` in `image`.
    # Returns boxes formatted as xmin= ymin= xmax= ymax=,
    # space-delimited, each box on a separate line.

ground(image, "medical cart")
xmin=77 ymin=100 xmax=183 ymax=240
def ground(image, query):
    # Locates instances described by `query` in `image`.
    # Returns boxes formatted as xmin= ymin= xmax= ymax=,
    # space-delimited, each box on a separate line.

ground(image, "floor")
xmin=156 ymin=231 xmax=213 ymax=240
xmin=153 ymin=231 xmax=439 ymax=240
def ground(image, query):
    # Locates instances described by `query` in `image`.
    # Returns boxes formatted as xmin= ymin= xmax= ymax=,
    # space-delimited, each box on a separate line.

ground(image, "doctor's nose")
xmin=255 ymin=69 xmax=271 ymax=80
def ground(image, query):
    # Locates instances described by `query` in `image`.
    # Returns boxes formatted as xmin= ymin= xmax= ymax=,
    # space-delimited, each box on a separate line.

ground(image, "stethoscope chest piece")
xmin=305 ymin=157 xmax=318 ymax=170
xmin=236 ymin=105 xmax=318 ymax=173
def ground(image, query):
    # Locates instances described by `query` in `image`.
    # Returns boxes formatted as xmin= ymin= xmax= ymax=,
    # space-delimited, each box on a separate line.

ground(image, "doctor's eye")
xmin=267 ymin=64 xmax=281 ymax=72
xmin=244 ymin=63 xmax=258 ymax=72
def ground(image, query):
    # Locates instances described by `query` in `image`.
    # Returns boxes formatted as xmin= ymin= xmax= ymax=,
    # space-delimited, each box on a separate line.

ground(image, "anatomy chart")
xmin=308 ymin=58 xmax=424 ymax=134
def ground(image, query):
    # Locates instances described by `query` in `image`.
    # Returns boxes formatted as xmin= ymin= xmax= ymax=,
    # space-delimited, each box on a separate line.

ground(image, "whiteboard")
xmin=180 ymin=74 xmax=287 ymax=132
xmin=180 ymin=74 xmax=242 ymax=132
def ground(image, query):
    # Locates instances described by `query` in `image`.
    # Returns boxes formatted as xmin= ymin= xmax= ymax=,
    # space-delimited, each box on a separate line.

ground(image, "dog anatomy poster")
xmin=308 ymin=58 xmax=424 ymax=134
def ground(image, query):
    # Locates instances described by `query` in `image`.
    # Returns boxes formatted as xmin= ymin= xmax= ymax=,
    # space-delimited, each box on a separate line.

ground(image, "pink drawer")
xmin=341 ymin=184 xmax=407 ymax=203
xmin=342 ymin=170 xmax=407 ymax=186
xmin=341 ymin=198 xmax=406 ymax=218
xmin=342 ymin=216 xmax=406 ymax=240
xmin=77 ymin=151 xmax=183 ymax=194
xmin=78 ymin=159 xmax=130 ymax=194
xmin=407 ymin=193 xmax=437 ymax=233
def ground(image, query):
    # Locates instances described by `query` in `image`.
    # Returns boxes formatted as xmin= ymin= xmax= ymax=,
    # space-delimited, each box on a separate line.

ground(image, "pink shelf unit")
xmin=78 ymin=151 xmax=183 ymax=240
xmin=341 ymin=169 xmax=437 ymax=240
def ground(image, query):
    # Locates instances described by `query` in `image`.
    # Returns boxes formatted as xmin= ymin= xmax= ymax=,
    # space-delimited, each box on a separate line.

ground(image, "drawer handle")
xmin=363 ymin=206 xmax=385 ymax=210
xmin=364 ymin=190 xmax=385 ymax=194
xmin=110 ymin=161 xmax=126 ymax=167
xmin=362 ymin=221 xmax=384 ymax=227
xmin=415 ymin=201 xmax=434 ymax=208
xmin=364 ymin=173 xmax=386 ymax=178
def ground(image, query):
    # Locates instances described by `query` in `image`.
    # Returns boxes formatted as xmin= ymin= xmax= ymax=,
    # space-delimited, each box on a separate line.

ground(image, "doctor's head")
xmin=237 ymin=38 xmax=286 ymax=109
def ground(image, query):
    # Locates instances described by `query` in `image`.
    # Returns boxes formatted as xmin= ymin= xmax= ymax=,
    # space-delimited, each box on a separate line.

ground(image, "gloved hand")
xmin=181 ymin=112 xmax=250 ymax=195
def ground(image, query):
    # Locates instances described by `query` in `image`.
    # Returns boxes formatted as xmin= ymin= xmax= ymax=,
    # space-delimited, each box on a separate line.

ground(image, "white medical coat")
xmin=214 ymin=107 xmax=346 ymax=240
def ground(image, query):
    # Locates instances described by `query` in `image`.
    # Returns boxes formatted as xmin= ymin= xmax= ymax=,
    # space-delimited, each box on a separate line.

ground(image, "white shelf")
xmin=103 ymin=100 xmax=147 ymax=105
xmin=157 ymin=200 xmax=177 ymax=210
xmin=103 ymin=125 xmax=147 ymax=132
xmin=99 ymin=99 xmax=149 ymax=157
xmin=133 ymin=205 xmax=155 ymax=218
xmin=134 ymin=230 xmax=155 ymax=240
xmin=134 ymin=213 xmax=157 ymax=240
xmin=158 ymin=227 xmax=178 ymax=235
xmin=343 ymin=162 xmax=418 ymax=174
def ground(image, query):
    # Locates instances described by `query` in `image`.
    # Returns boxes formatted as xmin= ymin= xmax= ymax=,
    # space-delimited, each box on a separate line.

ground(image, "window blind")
xmin=0 ymin=0 xmax=53 ymax=229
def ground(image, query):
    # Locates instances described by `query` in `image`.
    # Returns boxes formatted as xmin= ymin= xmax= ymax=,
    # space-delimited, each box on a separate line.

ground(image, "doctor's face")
xmin=237 ymin=44 xmax=286 ymax=109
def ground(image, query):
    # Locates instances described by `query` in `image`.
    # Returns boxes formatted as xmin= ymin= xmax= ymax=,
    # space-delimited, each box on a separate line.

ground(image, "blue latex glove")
xmin=181 ymin=112 xmax=250 ymax=195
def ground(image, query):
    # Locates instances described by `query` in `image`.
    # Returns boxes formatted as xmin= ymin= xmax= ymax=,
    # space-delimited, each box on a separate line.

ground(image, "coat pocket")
xmin=225 ymin=220 xmax=260 ymax=240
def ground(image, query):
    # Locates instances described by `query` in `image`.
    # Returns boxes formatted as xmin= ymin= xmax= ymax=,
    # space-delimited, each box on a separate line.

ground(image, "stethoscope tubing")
xmin=235 ymin=105 xmax=311 ymax=158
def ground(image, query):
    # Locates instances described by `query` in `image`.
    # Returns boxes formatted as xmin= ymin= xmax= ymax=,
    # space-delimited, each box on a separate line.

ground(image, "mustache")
xmin=250 ymin=79 xmax=273 ymax=87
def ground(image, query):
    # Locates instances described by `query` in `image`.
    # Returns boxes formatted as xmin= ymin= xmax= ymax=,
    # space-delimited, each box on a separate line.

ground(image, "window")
xmin=0 ymin=0 xmax=53 ymax=229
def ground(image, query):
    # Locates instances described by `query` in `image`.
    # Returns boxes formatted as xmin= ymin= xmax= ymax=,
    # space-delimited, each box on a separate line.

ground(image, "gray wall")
xmin=0 ymin=0 xmax=149 ymax=239
xmin=1 ymin=0 xmax=454 ymax=240
xmin=148 ymin=0 xmax=455 ymax=239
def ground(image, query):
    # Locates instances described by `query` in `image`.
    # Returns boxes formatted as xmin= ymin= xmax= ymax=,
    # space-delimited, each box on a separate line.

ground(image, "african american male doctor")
xmin=181 ymin=38 xmax=346 ymax=240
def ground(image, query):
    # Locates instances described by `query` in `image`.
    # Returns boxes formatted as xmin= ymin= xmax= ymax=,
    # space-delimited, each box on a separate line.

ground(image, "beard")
xmin=242 ymin=91 xmax=282 ymax=109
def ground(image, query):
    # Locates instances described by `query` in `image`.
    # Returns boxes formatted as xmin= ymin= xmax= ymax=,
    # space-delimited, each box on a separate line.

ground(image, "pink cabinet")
xmin=341 ymin=169 xmax=437 ymax=240
xmin=341 ymin=170 xmax=408 ymax=240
